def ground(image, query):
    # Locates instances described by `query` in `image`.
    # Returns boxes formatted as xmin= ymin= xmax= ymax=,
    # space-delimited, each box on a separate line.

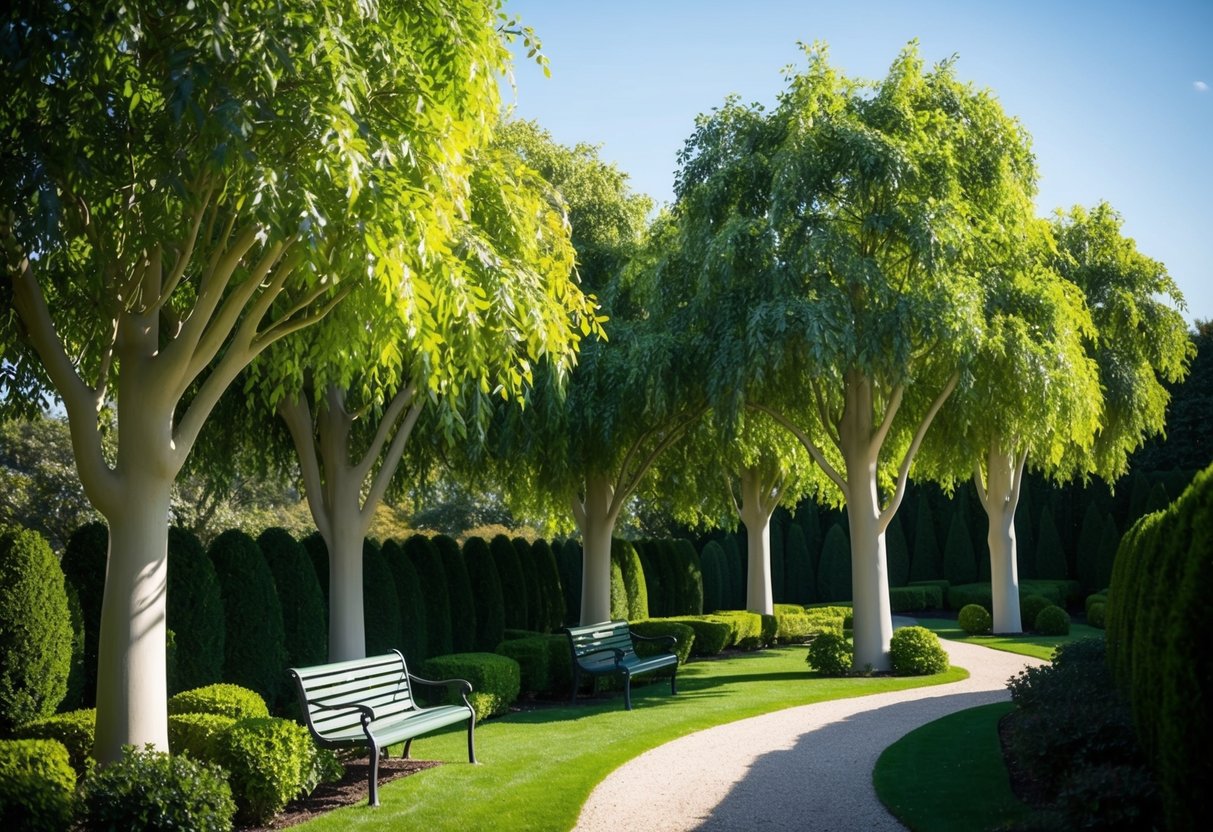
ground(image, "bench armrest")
xmin=408 ymin=673 xmax=473 ymax=697
xmin=631 ymin=632 xmax=677 ymax=651
xmin=309 ymin=696 xmax=379 ymax=723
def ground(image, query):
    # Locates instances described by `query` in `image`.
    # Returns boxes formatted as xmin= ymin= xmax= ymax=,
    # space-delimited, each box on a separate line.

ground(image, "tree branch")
xmin=570 ymin=492 xmax=587 ymax=534
xmin=611 ymin=406 xmax=705 ymax=517
xmin=354 ymin=383 xmax=418 ymax=486
xmin=869 ymin=384 xmax=905 ymax=458
xmin=810 ymin=378 xmax=842 ymax=452
xmin=1009 ymin=445 xmax=1029 ymax=512
xmin=361 ymin=396 xmax=424 ymax=527
xmin=749 ymin=403 xmax=847 ymax=492
xmin=149 ymin=180 xmax=214 ymax=317
xmin=972 ymin=461 xmax=990 ymax=512
xmin=278 ymin=394 xmax=331 ymax=543
xmin=878 ymin=372 xmax=959 ymax=533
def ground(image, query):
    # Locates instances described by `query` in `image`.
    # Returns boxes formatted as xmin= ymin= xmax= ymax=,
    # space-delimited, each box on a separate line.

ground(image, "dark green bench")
xmin=288 ymin=650 xmax=476 ymax=807
xmin=563 ymin=620 xmax=679 ymax=710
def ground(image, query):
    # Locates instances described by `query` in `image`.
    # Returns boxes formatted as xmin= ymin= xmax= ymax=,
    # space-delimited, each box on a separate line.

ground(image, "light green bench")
xmin=289 ymin=650 xmax=475 ymax=806
xmin=563 ymin=620 xmax=679 ymax=710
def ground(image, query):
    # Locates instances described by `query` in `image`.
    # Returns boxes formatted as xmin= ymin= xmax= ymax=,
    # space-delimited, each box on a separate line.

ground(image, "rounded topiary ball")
xmin=958 ymin=603 xmax=993 ymax=635
xmin=1035 ymin=604 xmax=1071 ymax=636
xmin=1087 ymin=600 xmax=1107 ymax=629
xmin=806 ymin=631 xmax=852 ymax=676
xmin=0 ymin=738 xmax=77 ymax=832
xmin=0 ymin=525 xmax=73 ymax=731
xmin=890 ymin=626 xmax=949 ymax=675
xmin=1019 ymin=594 xmax=1053 ymax=631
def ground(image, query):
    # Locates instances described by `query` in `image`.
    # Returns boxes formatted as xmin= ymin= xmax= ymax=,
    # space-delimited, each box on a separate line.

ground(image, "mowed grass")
xmin=295 ymin=646 xmax=968 ymax=831
xmin=874 ymin=701 xmax=1030 ymax=832
xmin=917 ymin=616 xmax=1105 ymax=660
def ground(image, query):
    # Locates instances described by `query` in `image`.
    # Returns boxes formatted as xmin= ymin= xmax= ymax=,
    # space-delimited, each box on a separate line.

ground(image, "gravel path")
xmin=573 ymin=621 xmax=1045 ymax=832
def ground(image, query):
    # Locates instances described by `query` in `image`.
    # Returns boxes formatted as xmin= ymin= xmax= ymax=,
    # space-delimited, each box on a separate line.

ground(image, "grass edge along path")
xmin=294 ymin=646 xmax=968 ymax=831
xmin=916 ymin=616 xmax=1105 ymax=660
xmin=874 ymin=701 xmax=1030 ymax=832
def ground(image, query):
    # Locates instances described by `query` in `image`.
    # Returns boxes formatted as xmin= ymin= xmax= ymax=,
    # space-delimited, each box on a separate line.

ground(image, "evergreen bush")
xmin=1083 ymin=591 xmax=1108 ymax=618
xmin=167 ymin=526 xmax=226 ymax=694
xmin=723 ymin=536 xmax=745 ymax=609
xmin=0 ymin=738 xmax=77 ymax=832
xmin=817 ymin=524 xmax=852 ymax=602
xmin=946 ymin=582 xmax=993 ymax=611
xmin=12 ymin=708 xmax=95 ymax=776
xmin=79 ymin=744 xmax=235 ymax=832
xmin=489 ymin=534 xmax=528 ymax=631
xmin=215 ymin=717 xmax=315 ymax=825
xmin=673 ymin=539 xmax=704 ymax=615
xmin=257 ymin=527 xmax=326 ymax=669
xmin=168 ymin=683 xmax=269 ymax=721
xmin=462 ymin=536 xmax=504 ymax=653
xmin=1096 ymin=514 xmax=1120 ymax=596
xmin=363 ymin=538 xmax=401 ymax=656
xmin=906 ymin=580 xmax=947 ymax=609
xmin=1019 ymin=594 xmax=1054 ymax=631
xmin=888 ymin=586 xmax=929 ymax=613
xmin=783 ymin=523 xmax=812 ymax=603
xmin=60 ymin=522 xmax=107 ymax=708
xmin=806 ymin=632 xmax=851 ymax=676
xmin=770 ymin=513 xmax=786 ymax=603
xmin=61 ymin=582 xmax=87 ymax=711
xmin=942 ymin=509 xmax=977 ymax=585
xmin=494 ymin=636 xmax=551 ymax=695
xmin=531 ymin=539 xmax=565 ymax=632
xmin=699 ymin=540 xmax=726 ymax=613
xmin=909 ymin=498 xmax=942 ymax=582
xmin=299 ymin=532 xmax=329 ymax=602
xmin=421 ymin=653 xmax=520 ymax=721
xmin=709 ymin=610 xmax=765 ymax=650
xmin=168 ymin=713 xmax=236 ymax=761
xmin=555 ymin=539 xmax=582 ymax=625
xmin=885 ymin=513 xmax=910 ymax=589
xmin=1087 ymin=600 xmax=1107 ymax=629
xmin=1076 ymin=501 xmax=1106 ymax=592
xmin=1035 ymin=605 xmax=1071 ymax=636
xmin=406 ymin=534 xmax=453 ymax=658
xmin=382 ymin=539 xmax=429 ymax=664
xmin=653 ymin=540 xmax=680 ymax=616
xmin=1035 ymin=505 xmax=1069 ymax=579
xmin=656 ymin=616 xmax=732 ymax=656
xmin=0 ymin=525 xmax=72 ymax=731
xmin=958 ymin=603 xmax=992 ymax=635
xmin=628 ymin=620 xmax=695 ymax=665
xmin=611 ymin=538 xmax=649 ymax=621
xmin=433 ymin=535 xmax=475 ymax=652
xmin=609 ymin=555 xmax=628 ymax=621
xmin=512 ymin=538 xmax=543 ymax=632
xmin=889 ymin=626 xmax=949 ymax=675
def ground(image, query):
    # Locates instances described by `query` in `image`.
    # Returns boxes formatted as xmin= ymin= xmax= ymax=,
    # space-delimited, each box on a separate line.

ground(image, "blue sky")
xmin=501 ymin=0 xmax=1211 ymax=325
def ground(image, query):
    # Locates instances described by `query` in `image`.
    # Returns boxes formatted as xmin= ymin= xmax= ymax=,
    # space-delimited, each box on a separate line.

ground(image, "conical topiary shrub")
xmin=433 ymin=535 xmax=476 ymax=653
xmin=531 ymin=539 xmax=565 ymax=632
xmin=257 ymin=527 xmax=326 ymax=669
xmin=1035 ymin=505 xmax=1068 ymax=579
xmin=462 ymin=536 xmax=504 ymax=651
xmin=700 ymin=540 xmax=726 ymax=613
xmin=886 ymin=513 xmax=910 ymax=589
xmin=943 ymin=509 xmax=978 ymax=586
xmin=60 ymin=522 xmax=108 ymax=707
xmin=405 ymin=535 xmax=451 ymax=658
xmin=910 ymin=498 xmax=942 ymax=582
xmin=490 ymin=534 xmax=528 ymax=631
xmin=818 ymin=524 xmax=852 ymax=602
xmin=167 ymin=527 xmax=225 ymax=693
xmin=382 ymin=539 xmax=428 ymax=664
xmin=363 ymin=539 xmax=401 ymax=657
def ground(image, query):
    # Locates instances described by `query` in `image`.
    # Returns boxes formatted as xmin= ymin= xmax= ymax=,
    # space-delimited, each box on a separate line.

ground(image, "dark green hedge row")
xmin=1107 ymin=462 xmax=1212 ymax=832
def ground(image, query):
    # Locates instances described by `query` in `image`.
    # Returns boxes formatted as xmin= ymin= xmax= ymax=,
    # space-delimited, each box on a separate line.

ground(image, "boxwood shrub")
xmin=655 ymin=616 xmax=731 ymax=656
xmin=166 ymin=526 xmax=226 ymax=694
xmin=1018 ymin=594 xmax=1054 ymax=631
xmin=215 ymin=717 xmax=315 ymax=825
xmin=382 ymin=539 xmax=429 ymax=666
xmin=0 ymin=738 xmax=77 ymax=832
xmin=709 ymin=610 xmax=765 ymax=650
xmin=1035 ymin=605 xmax=1071 ymax=636
xmin=421 ymin=653 xmax=520 ymax=721
xmin=462 ymin=536 xmax=504 ymax=653
xmin=906 ymin=580 xmax=947 ymax=610
xmin=257 ymin=527 xmax=326 ymax=670
xmin=78 ymin=744 xmax=234 ymax=832
xmin=1087 ymin=600 xmax=1107 ymax=629
xmin=888 ymin=586 xmax=929 ymax=613
xmin=168 ymin=713 xmax=236 ymax=761
xmin=804 ymin=605 xmax=850 ymax=636
xmin=60 ymin=522 xmax=108 ymax=708
xmin=889 ymin=626 xmax=949 ymax=675
xmin=494 ymin=636 xmax=551 ymax=696
xmin=958 ymin=603 xmax=993 ymax=635
xmin=0 ymin=525 xmax=73 ymax=731
xmin=433 ymin=534 xmax=476 ymax=652
xmin=945 ymin=582 xmax=993 ymax=612
xmin=362 ymin=538 xmax=401 ymax=657
xmin=168 ymin=683 xmax=269 ymax=721
xmin=772 ymin=604 xmax=814 ymax=642
xmin=407 ymin=535 xmax=453 ymax=658
xmin=1084 ymin=591 xmax=1109 ymax=619
xmin=628 ymin=620 xmax=695 ymax=665
xmin=806 ymin=632 xmax=852 ymax=676
xmin=13 ymin=707 xmax=95 ymax=776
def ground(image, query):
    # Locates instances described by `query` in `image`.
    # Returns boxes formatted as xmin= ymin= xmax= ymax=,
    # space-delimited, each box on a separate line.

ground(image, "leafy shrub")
xmin=772 ymin=604 xmax=815 ymax=642
xmin=657 ymin=616 xmax=732 ymax=656
xmin=958 ymin=603 xmax=992 ymax=635
xmin=12 ymin=708 xmax=95 ymax=776
xmin=494 ymin=636 xmax=551 ymax=695
xmin=166 ymin=527 xmax=226 ymax=694
xmin=1087 ymin=600 xmax=1107 ymax=629
xmin=215 ymin=717 xmax=315 ymax=825
xmin=807 ymin=632 xmax=851 ymax=676
xmin=906 ymin=580 xmax=947 ymax=609
xmin=945 ymin=582 xmax=993 ymax=611
xmin=207 ymin=530 xmax=287 ymax=708
xmin=463 ymin=536 xmax=505 ymax=653
xmin=889 ymin=626 xmax=948 ymax=675
xmin=421 ymin=653 xmax=520 ymax=721
xmin=611 ymin=539 xmax=649 ymax=622
xmin=60 ymin=522 xmax=108 ymax=708
xmin=168 ymin=684 xmax=269 ymax=721
xmin=489 ymin=534 xmax=528 ymax=631
xmin=434 ymin=535 xmax=476 ymax=652
xmin=1019 ymin=594 xmax=1054 ymax=631
xmin=168 ymin=713 xmax=236 ymax=760
xmin=258 ymin=527 xmax=326 ymax=669
xmin=628 ymin=620 xmax=695 ymax=665
xmin=1035 ymin=605 xmax=1071 ymax=636
xmin=672 ymin=539 xmax=704 ymax=616
xmin=888 ymin=586 xmax=928 ymax=613
xmin=817 ymin=524 xmax=852 ymax=601
xmin=1083 ymin=591 xmax=1108 ymax=619
xmin=709 ymin=610 xmax=765 ymax=650
xmin=0 ymin=738 xmax=76 ymax=832
xmin=79 ymin=744 xmax=235 ymax=832
xmin=531 ymin=539 xmax=565 ymax=633
xmin=363 ymin=538 xmax=401 ymax=656
xmin=805 ymin=604 xmax=851 ymax=632
xmin=699 ymin=540 xmax=727 ymax=612
xmin=0 ymin=525 xmax=72 ymax=730
xmin=61 ymin=582 xmax=87 ymax=711
xmin=407 ymin=535 xmax=454 ymax=658
xmin=382 ymin=539 xmax=429 ymax=664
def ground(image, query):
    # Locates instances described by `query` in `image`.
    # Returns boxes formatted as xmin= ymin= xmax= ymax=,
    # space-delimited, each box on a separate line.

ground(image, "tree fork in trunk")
xmin=975 ymin=438 xmax=1027 ymax=634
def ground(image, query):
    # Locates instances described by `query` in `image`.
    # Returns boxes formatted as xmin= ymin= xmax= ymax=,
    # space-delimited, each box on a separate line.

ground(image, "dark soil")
xmin=238 ymin=756 xmax=441 ymax=830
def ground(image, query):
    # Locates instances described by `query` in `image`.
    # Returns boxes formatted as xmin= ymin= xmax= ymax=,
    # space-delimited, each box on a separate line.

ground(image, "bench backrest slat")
xmin=290 ymin=651 xmax=416 ymax=739
xmin=565 ymin=621 xmax=636 ymax=660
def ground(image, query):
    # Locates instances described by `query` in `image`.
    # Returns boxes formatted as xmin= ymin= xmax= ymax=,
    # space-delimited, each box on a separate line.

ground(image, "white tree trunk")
xmin=738 ymin=467 xmax=775 ymax=615
xmin=575 ymin=473 xmax=617 ymax=625
xmin=980 ymin=443 xmax=1024 ymax=634
xmin=325 ymin=504 xmax=368 ymax=661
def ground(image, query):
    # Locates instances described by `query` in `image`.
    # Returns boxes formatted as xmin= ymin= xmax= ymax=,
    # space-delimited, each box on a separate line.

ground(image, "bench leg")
xmin=671 ymin=666 xmax=678 ymax=696
xmin=623 ymin=671 xmax=632 ymax=711
xmin=570 ymin=667 xmax=580 ymax=704
xmin=403 ymin=739 xmax=412 ymax=760
xmin=467 ymin=711 xmax=478 ymax=764
xmin=368 ymin=744 xmax=381 ymax=808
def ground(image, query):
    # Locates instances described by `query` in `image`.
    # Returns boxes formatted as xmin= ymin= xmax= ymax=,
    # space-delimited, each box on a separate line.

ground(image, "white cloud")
xmin=1196 ymin=81 xmax=1210 ymax=92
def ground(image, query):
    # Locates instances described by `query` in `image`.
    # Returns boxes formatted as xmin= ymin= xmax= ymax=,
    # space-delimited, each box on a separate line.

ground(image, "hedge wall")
xmin=381 ymin=539 xmax=428 ymax=665
xmin=363 ymin=539 xmax=401 ymax=657
xmin=405 ymin=535 xmax=452 ymax=659
xmin=166 ymin=527 xmax=226 ymax=693
xmin=462 ymin=536 xmax=504 ymax=652
xmin=60 ymin=521 xmax=108 ymax=708
xmin=490 ymin=534 xmax=528 ymax=631
xmin=257 ymin=527 xmax=326 ymax=670
xmin=433 ymin=535 xmax=476 ymax=653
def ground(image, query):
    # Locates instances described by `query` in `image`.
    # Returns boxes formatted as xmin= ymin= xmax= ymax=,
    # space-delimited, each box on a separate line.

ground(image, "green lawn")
xmin=916 ymin=616 xmax=1104 ymax=660
xmin=294 ymin=646 xmax=967 ymax=831
xmin=874 ymin=701 xmax=1030 ymax=832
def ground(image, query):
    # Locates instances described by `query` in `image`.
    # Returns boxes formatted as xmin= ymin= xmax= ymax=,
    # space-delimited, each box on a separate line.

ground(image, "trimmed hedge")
xmin=406 ymin=534 xmax=453 ymax=659
xmin=490 ymin=535 xmax=528 ymax=631
xmin=299 ymin=532 xmax=329 ymax=603
xmin=629 ymin=620 xmax=695 ymax=665
xmin=807 ymin=632 xmax=852 ymax=676
xmin=1083 ymin=591 xmax=1109 ymax=619
xmin=946 ymin=582 xmax=993 ymax=611
xmin=612 ymin=539 xmax=649 ymax=622
xmin=654 ymin=616 xmax=732 ymax=656
xmin=909 ymin=498 xmax=942 ymax=583
xmin=494 ymin=636 xmax=550 ymax=696
xmin=886 ymin=513 xmax=911 ymax=589
xmin=672 ymin=539 xmax=704 ymax=616
xmin=168 ymin=712 xmax=236 ymax=761
xmin=207 ymin=530 xmax=287 ymax=708
xmin=531 ymin=539 xmax=565 ymax=633
xmin=434 ymin=535 xmax=476 ymax=652
xmin=907 ymin=580 xmax=948 ymax=609
xmin=12 ymin=708 xmax=95 ymax=776
xmin=555 ymin=539 xmax=582 ymax=626
xmin=60 ymin=522 xmax=108 ymax=708
xmin=958 ymin=603 xmax=992 ymax=635
xmin=888 ymin=586 xmax=930 ymax=613
xmin=889 ymin=626 xmax=949 ymax=675
xmin=258 ymin=527 xmax=326 ymax=670
xmin=783 ymin=524 xmax=813 ymax=604
xmin=1035 ymin=505 xmax=1068 ymax=579
xmin=363 ymin=539 xmax=401 ymax=657
xmin=168 ymin=684 xmax=269 ymax=721
xmin=61 ymin=582 xmax=86 ymax=711
xmin=1019 ymin=594 xmax=1054 ymax=631
xmin=1035 ymin=605 xmax=1071 ymax=636
xmin=1087 ymin=601 xmax=1107 ymax=629
xmin=215 ymin=717 xmax=318 ymax=825
xmin=512 ymin=538 xmax=544 ymax=632
xmin=0 ymin=525 xmax=72 ymax=731
xmin=382 ymin=539 xmax=429 ymax=665
xmin=818 ymin=524 xmax=852 ymax=602
xmin=0 ymin=738 xmax=77 ymax=832
xmin=699 ymin=540 xmax=727 ymax=613
xmin=943 ymin=509 xmax=978 ymax=585
xmin=709 ymin=610 xmax=766 ymax=650
xmin=463 ymin=537 xmax=504 ymax=653
xmin=421 ymin=653 xmax=520 ymax=722
xmin=167 ymin=526 xmax=226 ymax=694
xmin=79 ymin=744 xmax=235 ymax=832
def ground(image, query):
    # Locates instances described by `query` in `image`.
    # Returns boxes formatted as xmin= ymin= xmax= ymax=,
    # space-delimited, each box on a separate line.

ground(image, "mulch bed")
xmin=238 ymin=756 xmax=442 ymax=830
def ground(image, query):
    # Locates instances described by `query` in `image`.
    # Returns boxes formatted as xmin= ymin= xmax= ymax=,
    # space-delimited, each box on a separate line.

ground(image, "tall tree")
xmin=0 ymin=0 xmax=545 ymax=759
xmin=674 ymin=43 xmax=1029 ymax=668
